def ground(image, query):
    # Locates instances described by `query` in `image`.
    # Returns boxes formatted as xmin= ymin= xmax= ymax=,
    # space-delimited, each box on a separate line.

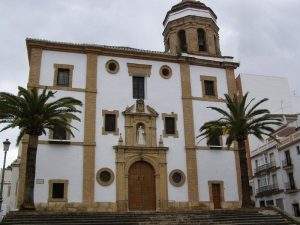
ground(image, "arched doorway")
xmin=128 ymin=161 xmax=156 ymax=211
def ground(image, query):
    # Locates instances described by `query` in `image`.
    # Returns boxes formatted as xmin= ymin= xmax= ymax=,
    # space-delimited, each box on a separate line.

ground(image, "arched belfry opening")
xmin=163 ymin=0 xmax=221 ymax=56
xmin=178 ymin=30 xmax=187 ymax=53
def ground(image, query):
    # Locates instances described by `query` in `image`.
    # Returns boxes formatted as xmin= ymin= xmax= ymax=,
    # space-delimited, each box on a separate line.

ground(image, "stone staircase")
xmin=1 ymin=209 xmax=299 ymax=225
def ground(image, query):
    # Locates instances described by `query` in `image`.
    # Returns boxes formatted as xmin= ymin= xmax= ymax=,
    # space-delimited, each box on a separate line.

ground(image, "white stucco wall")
xmin=95 ymin=56 xmax=188 ymax=202
xmin=34 ymin=144 xmax=83 ymax=203
xmin=197 ymin=150 xmax=239 ymax=201
xmin=40 ymin=51 xmax=87 ymax=89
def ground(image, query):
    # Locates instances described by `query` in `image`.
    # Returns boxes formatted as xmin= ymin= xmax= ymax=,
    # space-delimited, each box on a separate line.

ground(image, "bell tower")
xmin=163 ymin=0 xmax=221 ymax=56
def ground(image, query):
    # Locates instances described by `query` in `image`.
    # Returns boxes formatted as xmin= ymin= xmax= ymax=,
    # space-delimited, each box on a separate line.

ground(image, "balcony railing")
xmin=282 ymin=159 xmax=293 ymax=169
xmin=254 ymin=161 xmax=276 ymax=175
xmin=256 ymin=184 xmax=280 ymax=197
xmin=285 ymin=182 xmax=297 ymax=191
xmin=278 ymin=130 xmax=300 ymax=149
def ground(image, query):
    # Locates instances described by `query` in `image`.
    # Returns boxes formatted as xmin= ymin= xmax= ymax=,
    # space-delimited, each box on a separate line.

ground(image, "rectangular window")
xmin=52 ymin=183 xmax=65 ymax=199
xmin=297 ymin=146 xmax=300 ymax=155
xmin=259 ymin=200 xmax=265 ymax=207
xmin=272 ymin=174 xmax=278 ymax=186
xmin=269 ymin=152 xmax=275 ymax=163
xmin=293 ymin=203 xmax=300 ymax=217
xmin=133 ymin=76 xmax=145 ymax=99
xmin=165 ymin=117 xmax=175 ymax=135
xmin=57 ymin=68 xmax=70 ymax=86
xmin=276 ymin=198 xmax=284 ymax=211
xmin=207 ymin=135 xmax=221 ymax=146
xmin=288 ymin=172 xmax=296 ymax=190
xmin=105 ymin=114 xmax=116 ymax=132
xmin=266 ymin=200 xmax=274 ymax=206
xmin=204 ymin=80 xmax=215 ymax=96
xmin=52 ymin=125 xmax=67 ymax=140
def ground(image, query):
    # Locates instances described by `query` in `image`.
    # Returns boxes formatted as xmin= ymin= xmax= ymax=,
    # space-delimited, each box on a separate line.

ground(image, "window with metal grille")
xmin=178 ymin=30 xmax=187 ymax=53
xmin=165 ymin=117 xmax=175 ymax=135
xmin=52 ymin=183 xmax=64 ymax=199
xmin=197 ymin=28 xmax=206 ymax=51
xmin=53 ymin=125 xmax=67 ymax=140
xmin=204 ymin=80 xmax=215 ymax=96
xmin=132 ymin=76 xmax=145 ymax=99
xmin=105 ymin=114 xmax=116 ymax=132
xmin=57 ymin=68 xmax=70 ymax=86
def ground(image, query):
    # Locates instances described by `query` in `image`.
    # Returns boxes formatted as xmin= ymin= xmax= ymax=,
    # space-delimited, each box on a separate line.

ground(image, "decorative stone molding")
xmin=96 ymin=168 xmax=115 ymax=186
xmin=200 ymin=75 xmax=218 ymax=99
xmin=48 ymin=179 xmax=69 ymax=202
xmin=169 ymin=169 xmax=186 ymax=187
xmin=106 ymin=60 xmax=120 ymax=74
xmin=162 ymin=112 xmax=179 ymax=138
xmin=123 ymin=100 xmax=158 ymax=147
xmin=114 ymin=145 xmax=169 ymax=212
xmin=159 ymin=65 xmax=173 ymax=79
xmin=102 ymin=110 xmax=119 ymax=136
xmin=53 ymin=64 xmax=74 ymax=88
xmin=127 ymin=63 xmax=152 ymax=77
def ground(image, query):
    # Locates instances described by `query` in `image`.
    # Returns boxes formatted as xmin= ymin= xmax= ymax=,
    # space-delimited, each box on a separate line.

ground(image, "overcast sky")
xmin=0 ymin=0 xmax=299 ymax=166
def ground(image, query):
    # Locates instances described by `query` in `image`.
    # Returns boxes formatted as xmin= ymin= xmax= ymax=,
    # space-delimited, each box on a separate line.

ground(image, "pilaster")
xmin=180 ymin=63 xmax=199 ymax=203
xmin=82 ymin=53 xmax=98 ymax=206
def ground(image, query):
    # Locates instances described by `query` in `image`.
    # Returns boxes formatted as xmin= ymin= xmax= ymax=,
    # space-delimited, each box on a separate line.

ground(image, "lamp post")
xmin=0 ymin=139 xmax=11 ymax=212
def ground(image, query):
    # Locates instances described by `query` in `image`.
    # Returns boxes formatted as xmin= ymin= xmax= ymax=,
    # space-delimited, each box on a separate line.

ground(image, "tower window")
xmin=57 ymin=68 xmax=70 ymax=86
xmin=204 ymin=80 xmax=215 ymax=96
xmin=133 ymin=76 xmax=145 ymax=99
xmin=162 ymin=113 xmax=178 ymax=138
xmin=102 ymin=110 xmax=119 ymax=135
xmin=207 ymin=135 xmax=222 ymax=147
xmin=178 ymin=30 xmax=187 ymax=53
xmin=197 ymin=28 xmax=206 ymax=51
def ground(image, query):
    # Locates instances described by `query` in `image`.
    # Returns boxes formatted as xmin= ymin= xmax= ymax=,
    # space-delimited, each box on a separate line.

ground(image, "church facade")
xmin=19 ymin=0 xmax=242 ymax=212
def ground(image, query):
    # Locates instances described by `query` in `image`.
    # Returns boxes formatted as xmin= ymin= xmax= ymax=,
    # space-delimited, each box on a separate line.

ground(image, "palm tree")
xmin=199 ymin=93 xmax=282 ymax=208
xmin=0 ymin=87 xmax=82 ymax=210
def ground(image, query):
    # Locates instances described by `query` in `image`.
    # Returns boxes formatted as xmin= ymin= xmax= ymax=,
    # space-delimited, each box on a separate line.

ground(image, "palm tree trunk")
xmin=21 ymin=135 xmax=38 ymax=210
xmin=238 ymin=139 xmax=252 ymax=208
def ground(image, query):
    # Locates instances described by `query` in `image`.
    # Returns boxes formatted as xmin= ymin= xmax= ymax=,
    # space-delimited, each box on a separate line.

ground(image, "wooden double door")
xmin=128 ymin=161 xmax=156 ymax=211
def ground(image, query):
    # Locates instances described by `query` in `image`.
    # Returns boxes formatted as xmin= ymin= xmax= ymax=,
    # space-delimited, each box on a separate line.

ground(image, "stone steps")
xmin=1 ymin=209 xmax=298 ymax=225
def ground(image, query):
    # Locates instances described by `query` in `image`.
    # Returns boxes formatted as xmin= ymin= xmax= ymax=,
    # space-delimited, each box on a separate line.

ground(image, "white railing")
xmin=251 ymin=140 xmax=277 ymax=157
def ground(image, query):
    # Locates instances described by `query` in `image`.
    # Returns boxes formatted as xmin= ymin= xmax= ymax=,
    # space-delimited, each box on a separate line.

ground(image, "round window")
xmin=106 ymin=60 xmax=119 ymax=74
xmin=169 ymin=169 xmax=186 ymax=187
xmin=160 ymin=65 xmax=172 ymax=79
xmin=96 ymin=168 xmax=114 ymax=186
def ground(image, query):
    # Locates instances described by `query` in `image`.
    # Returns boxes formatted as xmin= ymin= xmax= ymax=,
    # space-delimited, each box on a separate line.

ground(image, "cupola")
xmin=163 ymin=0 xmax=221 ymax=56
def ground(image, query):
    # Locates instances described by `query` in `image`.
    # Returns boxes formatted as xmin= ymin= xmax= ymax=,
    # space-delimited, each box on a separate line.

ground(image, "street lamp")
xmin=0 ymin=139 xmax=11 ymax=212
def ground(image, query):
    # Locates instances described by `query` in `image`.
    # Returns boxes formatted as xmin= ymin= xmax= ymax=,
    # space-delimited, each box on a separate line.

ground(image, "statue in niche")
xmin=137 ymin=125 xmax=146 ymax=145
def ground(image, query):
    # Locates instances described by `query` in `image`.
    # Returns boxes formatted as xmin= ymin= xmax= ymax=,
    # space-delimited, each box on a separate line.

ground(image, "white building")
xmin=0 ymin=158 xmax=20 ymax=215
xmin=17 ymin=0 xmax=243 ymax=212
xmin=250 ymin=115 xmax=300 ymax=219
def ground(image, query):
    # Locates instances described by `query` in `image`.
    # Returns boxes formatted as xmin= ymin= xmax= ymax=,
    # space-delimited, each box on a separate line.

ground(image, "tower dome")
xmin=163 ymin=0 xmax=221 ymax=56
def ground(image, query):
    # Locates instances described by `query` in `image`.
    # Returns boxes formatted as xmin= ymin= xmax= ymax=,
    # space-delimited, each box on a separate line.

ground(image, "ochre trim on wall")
xmin=180 ymin=63 xmax=199 ymax=203
xmin=127 ymin=63 xmax=152 ymax=77
xmin=27 ymin=48 xmax=42 ymax=87
xmin=53 ymin=64 xmax=74 ymax=88
xmin=82 ymin=53 xmax=98 ymax=207
xmin=226 ymin=69 xmax=242 ymax=205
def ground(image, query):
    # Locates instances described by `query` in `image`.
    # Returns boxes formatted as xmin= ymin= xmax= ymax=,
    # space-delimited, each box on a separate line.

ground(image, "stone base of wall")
xmin=35 ymin=201 xmax=241 ymax=212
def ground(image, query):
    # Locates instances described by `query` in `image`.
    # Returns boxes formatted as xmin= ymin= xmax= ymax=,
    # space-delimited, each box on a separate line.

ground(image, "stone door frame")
xmin=114 ymin=146 xmax=168 ymax=212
